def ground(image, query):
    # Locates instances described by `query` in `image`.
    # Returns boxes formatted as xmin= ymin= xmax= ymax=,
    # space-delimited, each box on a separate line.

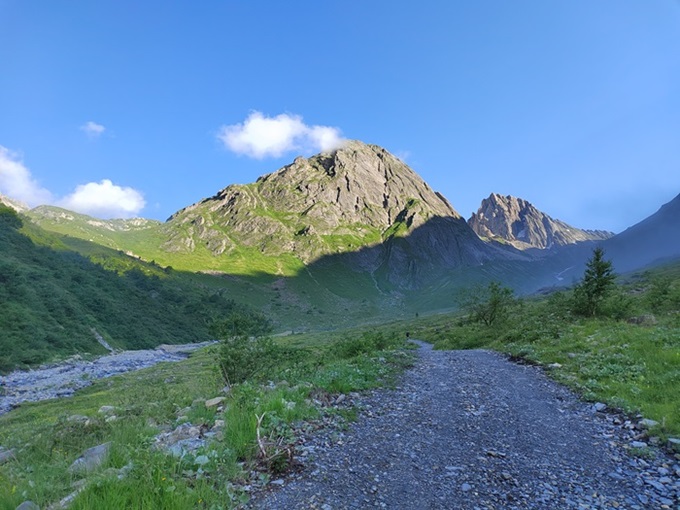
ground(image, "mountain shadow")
xmin=601 ymin=192 xmax=680 ymax=272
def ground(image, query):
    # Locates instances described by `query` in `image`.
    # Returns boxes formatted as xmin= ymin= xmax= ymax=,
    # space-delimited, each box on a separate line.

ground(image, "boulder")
xmin=66 ymin=415 xmax=90 ymax=424
xmin=637 ymin=418 xmax=659 ymax=429
xmin=205 ymin=396 xmax=225 ymax=408
xmin=154 ymin=423 xmax=204 ymax=457
xmin=627 ymin=315 xmax=657 ymax=326
xmin=15 ymin=502 xmax=40 ymax=510
xmin=68 ymin=442 xmax=111 ymax=473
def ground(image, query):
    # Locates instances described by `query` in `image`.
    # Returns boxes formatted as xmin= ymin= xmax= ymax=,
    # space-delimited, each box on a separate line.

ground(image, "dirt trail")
xmin=249 ymin=342 xmax=679 ymax=509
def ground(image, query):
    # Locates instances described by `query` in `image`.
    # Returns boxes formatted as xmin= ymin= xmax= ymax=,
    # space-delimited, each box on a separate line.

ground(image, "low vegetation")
xmin=3 ymin=217 xmax=679 ymax=509
xmin=401 ymin=253 xmax=680 ymax=437
xmin=0 ymin=205 xmax=259 ymax=373
xmin=0 ymin=326 xmax=412 ymax=509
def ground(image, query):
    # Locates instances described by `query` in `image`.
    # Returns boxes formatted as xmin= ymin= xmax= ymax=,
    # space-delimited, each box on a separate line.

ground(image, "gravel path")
xmin=249 ymin=342 xmax=680 ymax=509
xmin=0 ymin=341 xmax=215 ymax=415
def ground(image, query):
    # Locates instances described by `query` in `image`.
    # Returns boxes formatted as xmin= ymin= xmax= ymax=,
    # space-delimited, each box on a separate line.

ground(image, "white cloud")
xmin=81 ymin=121 xmax=106 ymax=138
xmin=217 ymin=111 xmax=345 ymax=158
xmin=0 ymin=146 xmax=53 ymax=206
xmin=59 ymin=179 xmax=145 ymax=219
xmin=0 ymin=145 xmax=146 ymax=219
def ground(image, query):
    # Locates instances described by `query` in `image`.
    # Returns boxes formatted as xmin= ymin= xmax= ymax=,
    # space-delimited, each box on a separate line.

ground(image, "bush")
xmin=461 ymin=281 xmax=518 ymax=327
xmin=218 ymin=335 xmax=278 ymax=385
xmin=212 ymin=310 xmax=276 ymax=385
xmin=600 ymin=288 xmax=636 ymax=320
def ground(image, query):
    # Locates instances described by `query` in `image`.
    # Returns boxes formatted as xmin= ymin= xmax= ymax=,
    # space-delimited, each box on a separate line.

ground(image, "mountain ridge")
xmin=468 ymin=193 xmax=613 ymax=250
xmin=602 ymin=192 xmax=680 ymax=271
xmin=161 ymin=141 xmax=519 ymax=286
xmin=15 ymin=142 xmax=680 ymax=304
xmin=0 ymin=193 xmax=29 ymax=213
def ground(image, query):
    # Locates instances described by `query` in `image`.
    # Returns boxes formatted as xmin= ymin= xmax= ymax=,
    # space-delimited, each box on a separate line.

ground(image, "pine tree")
xmin=572 ymin=247 xmax=617 ymax=317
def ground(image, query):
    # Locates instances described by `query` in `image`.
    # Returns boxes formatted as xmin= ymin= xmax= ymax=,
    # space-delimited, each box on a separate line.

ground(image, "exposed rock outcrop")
xmin=469 ymin=193 xmax=612 ymax=250
xmin=28 ymin=205 xmax=160 ymax=232
xmin=0 ymin=193 xmax=28 ymax=213
xmin=164 ymin=142 xmax=518 ymax=287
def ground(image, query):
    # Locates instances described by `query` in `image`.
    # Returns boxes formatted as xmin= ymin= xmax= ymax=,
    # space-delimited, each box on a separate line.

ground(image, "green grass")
xmin=1 ymin=207 xmax=271 ymax=372
xmin=0 ymin=331 xmax=413 ymax=509
xmin=403 ymin=270 xmax=680 ymax=438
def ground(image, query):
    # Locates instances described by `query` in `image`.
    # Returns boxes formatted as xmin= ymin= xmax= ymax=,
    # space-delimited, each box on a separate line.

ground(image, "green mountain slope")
xmin=22 ymin=142 xmax=566 ymax=332
xmin=0 ymin=206 xmax=254 ymax=372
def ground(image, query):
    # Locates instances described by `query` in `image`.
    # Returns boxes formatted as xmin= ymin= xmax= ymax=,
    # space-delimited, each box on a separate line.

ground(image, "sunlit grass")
xmin=408 ymin=283 xmax=680 ymax=437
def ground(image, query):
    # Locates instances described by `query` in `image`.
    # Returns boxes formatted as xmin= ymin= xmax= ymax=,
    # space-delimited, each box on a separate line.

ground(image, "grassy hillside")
xmin=395 ymin=260 xmax=680 ymax=437
xmin=0 ymin=206 xmax=252 ymax=372
xmin=1 ymin=259 xmax=679 ymax=507
xmin=2 ymin=206 xmax=417 ymax=372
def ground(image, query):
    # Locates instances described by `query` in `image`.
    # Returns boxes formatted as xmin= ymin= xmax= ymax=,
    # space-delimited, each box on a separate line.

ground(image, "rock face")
xmin=167 ymin=141 xmax=461 ymax=259
xmin=468 ymin=193 xmax=612 ymax=250
xmin=165 ymin=141 xmax=514 ymax=287
xmin=0 ymin=193 xmax=28 ymax=213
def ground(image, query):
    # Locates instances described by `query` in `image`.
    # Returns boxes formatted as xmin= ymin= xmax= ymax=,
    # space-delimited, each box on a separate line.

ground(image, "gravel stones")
xmin=0 ymin=341 xmax=215 ymax=415
xmin=591 ymin=402 xmax=607 ymax=412
xmin=247 ymin=342 xmax=680 ymax=509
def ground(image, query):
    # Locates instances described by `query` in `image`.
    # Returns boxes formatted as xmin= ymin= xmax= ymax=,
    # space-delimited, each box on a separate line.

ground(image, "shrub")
xmin=461 ymin=281 xmax=518 ymax=327
xmin=332 ymin=332 xmax=399 ymax=359
xmin=218 ymin=335 xmax=281 ymax=385
xmin=212 ymin=310 xmax=276 ymax=385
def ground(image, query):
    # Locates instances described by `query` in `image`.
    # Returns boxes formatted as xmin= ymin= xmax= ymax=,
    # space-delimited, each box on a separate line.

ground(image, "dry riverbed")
xmin=0 ymin=341 xmax=215 ymax=415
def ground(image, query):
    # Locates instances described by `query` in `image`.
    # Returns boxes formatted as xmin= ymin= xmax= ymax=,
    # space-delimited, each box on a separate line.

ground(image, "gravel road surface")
xmin=249 ymin=342 xmax=680 ymax=509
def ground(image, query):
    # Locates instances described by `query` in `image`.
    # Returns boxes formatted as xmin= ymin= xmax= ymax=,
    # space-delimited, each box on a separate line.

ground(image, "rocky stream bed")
xmin=0 ymin=341 xmax=215 ymax=416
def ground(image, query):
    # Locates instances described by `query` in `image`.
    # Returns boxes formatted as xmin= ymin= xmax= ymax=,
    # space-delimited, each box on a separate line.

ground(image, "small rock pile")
xmin=153 ymin=395 xmax=228 ymax=457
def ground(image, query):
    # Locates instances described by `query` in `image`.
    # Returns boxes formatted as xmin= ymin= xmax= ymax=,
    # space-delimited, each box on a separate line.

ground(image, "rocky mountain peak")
xmin=162 ymin=141 xmax=500 ymax=283
xmin=167 ymin=141 xmax=464 ymax=256
xmin=468 ymin=193 xmax=612 ymax=250
xmin=248 ymin=140 xmax=461 ymax=230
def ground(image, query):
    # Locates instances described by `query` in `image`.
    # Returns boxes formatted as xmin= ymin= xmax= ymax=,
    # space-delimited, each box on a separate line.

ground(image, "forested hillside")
xmin=0 ymin=206 xmax=241 ymax=372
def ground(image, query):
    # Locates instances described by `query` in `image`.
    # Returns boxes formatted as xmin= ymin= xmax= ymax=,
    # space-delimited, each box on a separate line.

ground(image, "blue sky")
xmin=1 ymin=1 xmax=679 ymax=232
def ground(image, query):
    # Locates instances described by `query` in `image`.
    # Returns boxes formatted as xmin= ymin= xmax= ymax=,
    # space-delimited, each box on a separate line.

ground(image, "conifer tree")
xmin=572 ymin=247 xmax=617 ymax=317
